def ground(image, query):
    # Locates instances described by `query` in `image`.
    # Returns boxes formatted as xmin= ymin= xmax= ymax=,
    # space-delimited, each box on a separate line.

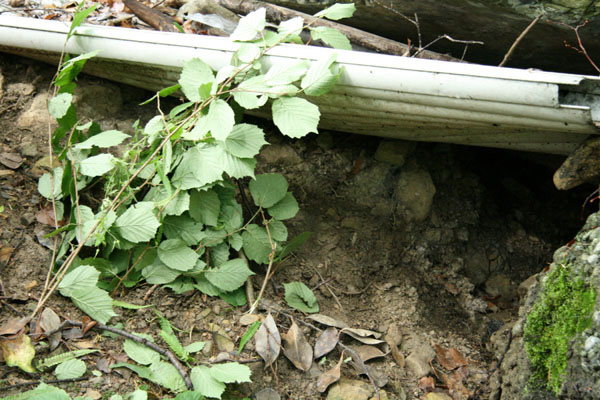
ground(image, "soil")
xmin=0 ymin=53 xmax=596 ymax=400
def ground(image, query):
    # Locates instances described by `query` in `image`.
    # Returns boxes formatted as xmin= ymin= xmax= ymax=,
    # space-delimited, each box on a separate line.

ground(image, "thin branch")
xmin=248 ymin=210 xmax=277 ymax=314
xmin=413 ymin=34 xmax=483 ymax=59
xmin=558 ymin=20 xmax=600 ymax=74
xmin=499 ymin=14 xmax=543 ymax=67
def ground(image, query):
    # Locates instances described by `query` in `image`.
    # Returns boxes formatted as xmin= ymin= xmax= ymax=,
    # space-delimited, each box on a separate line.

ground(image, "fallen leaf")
xmin=0 ymin=247 xmax=13 ymax=265
xmin=63 ymin=328 xmax=84 ymax=340
xmin=384 ymin=324 xmax=404 ymax=367
xmin=23 ymin=281 xmax=37 ymax=291
xmin=255 ymin=314 xmax=281 ymax=367
xmin=96 ymin=357 xmax=112 ymax=373
xmin=307 ymin=314 xmax=348 ymax=329
xmin=36 ymin=204 xmax=63 ymax=226
xmin=418 ymin=376 xmax=435 ymax=392
xmin=282 ymin=319 xmax=313 ymax=371
xmin=0 ymin=333 xmax=36 ymax=373
xmin=212 ymin=326 xmax=235 ymax=352
xmin=316 ymin=352 xmax=343 ymax=393
xmin=0 ymin=169 xmax=15 ymax=177
xmin=39 ymin=308 xmax=61 ymax=350
xmin=340 ymin=327 xmax=384 ymax=345
xmin=0 ymin=318 xmax=29 ymax=336
xmin=389 ymin=343 xmax=404 ymax=368
xmin=0 ymin=153 xmax=23 ymax=169
xmin=434 ymin=344 xmax=468 ymax=371
xmin=239 ymin=314 xmax=260 ymax=326
xmin=439 ymin=365 xmax=473 ymax=400
xmin=74 ymin=340 xmax=100 ymax=349
xmin=314 ymin=327 xmax=338 ymax=359
xmin=352 ymin=345 xmax=386 ymax=362
xmin=81 ymin=316 xmax=97 ymax=335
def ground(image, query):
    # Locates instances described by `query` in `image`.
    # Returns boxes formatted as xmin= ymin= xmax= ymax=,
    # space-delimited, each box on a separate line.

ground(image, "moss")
xmin=524 ymin=264 xmax=596 ymax=395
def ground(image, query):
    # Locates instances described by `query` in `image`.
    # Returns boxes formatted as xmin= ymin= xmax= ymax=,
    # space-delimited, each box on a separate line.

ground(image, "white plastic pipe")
xmin=1 ymin=15 xmax=599 ymax=154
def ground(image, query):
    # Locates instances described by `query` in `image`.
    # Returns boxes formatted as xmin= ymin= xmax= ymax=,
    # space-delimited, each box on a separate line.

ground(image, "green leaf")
xmin=231 ymin=7 xmax=266 ymax=41
xmin=179 ymin=58 xmax=214 ymax=102
xmin=264 ymin=61 xmax=309 ymax=86
xmin=272 ymin=97 xmax=320 ymax=138
xmin=113 ymin=300 xmax=153 ymax=310
xmin=2 ymin=383 xmax=70 ymax=400
xmin=158 ymin=239 xmax=199 ymax=272
xmin=172 ymin=144 xmax=224 ymax=190
xmin=160 ymin=83 xmax=182 ymax=97
xmin=238 ymin=321 xmax=261 ymax=354
xmin=314 ymin=3 xmax=356 ymax=20
xmin=222 ymin=204 xmax=243 ymax=233
xmin=219 ymin=287 xmax=247 ymax=306
xmin=206 ymin=99 xmax=235 ymax=141
xmin=54 ymin=51 xmax=100 ymax=88
xmin=142 ymin=260 xmax=181 ymax=284
xmin=69 ymin=287 xmax=118 ymax=324
xmin=205 ymin=258 xmax=254 ymax=292
xmin=301 ymin=53 xmax=340 ymax=96
xmin=221 ymin=124 xmax=267 ymax=158
xmin=74 ymin=130 xmax=129 ymax=149
xmin=277 ymin=232 xmax=311 ymax=260
xmin=164 ymin=276 xmax=197 ymax=294
xmin=115 ymin=202 xmax=160 ymax=243
xmin=277 ymin=16 xmax=304 ymax=41
xmin=58 ymin=265 xmax=99 ymax=296
xmin=184 ymin=341 xmax=206 ymax=354
xmin=267 ymin=192 xmax=299 ymax=220
xmin=38 ymin=349 xmax=99 ymax=370
xmin=164 ymin=191 xmax=190 ymax=217
xmin=228 ymin=232 xmax=243 ymax=251
xmin=310 ymin=26 xmax=351 ymax=50
xmin=174 ymin=392 xmax=204 ymax=400
xmin=111 ymin=362 xmax=155 ymax=381
xmin=150 ymin=361 xmax=187 ymax=392
xmin=143 ymin=115 xmax=164 ymax=143
xmin=38 ymin=167 xmax=64 ymax=200
xmin=249 ymin=173 xmax=288 ymax=208
xmin=79 ymin=153 xmax=116 ymax=177
xmin=241 ymin=224 xmax=271 ymax=264
xmin=284 ymin=281 xmax=319 ymax=313
xmin=268 ymin=220 xmax=288 ymax=241
xmin=48 ymin=93 xmax=72 ymax=119
xmin=163 ymin=214 xmax=205 ymax=246
xmin=209 ymin=362 xmax=252 ymax=383
xmin=234 ymin=43 xmax=261 ymax=63
xmin=54 ymin=359 xmax=86 ymax=380
xmin=67 ymin=4 xmax=98 ymax=40
xmin=209 ymin=242 xmax=230 ymax=267
xmin=232 ymin=75 xmax=269 ymax=109
xmin=123 ymin=334 xmax=161 ymax=365
xmin=190 ymin=366 xmax=226 ymax=398
xmin=193 ymin=275 xmax=221 ymax=296
xmin=219 ymin=149 xmax=256 ymax=179
xmin=189 ymin=189 xmax=220 ymax=226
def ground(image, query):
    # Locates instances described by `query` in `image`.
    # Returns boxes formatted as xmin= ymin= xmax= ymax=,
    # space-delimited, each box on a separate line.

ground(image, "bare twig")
xmin=499 ymin=14 xmax=543 ymax=67
xmin=413 ymin=34 xmax=483 ymax=59
xmin=248 ymin=210 xmax=277 ymax=314
xmin=558 ymin=20 xmax=600 ymax=74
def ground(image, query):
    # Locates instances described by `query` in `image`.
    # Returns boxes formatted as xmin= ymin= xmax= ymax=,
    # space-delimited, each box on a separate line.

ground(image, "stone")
xmin=517 ymin=274 xmax=537 ymax=299
xmin=259 ymin=144 xmax=302 ymax=167
xmin=73 ymin=82 xmax=123 ymax=120
xmin=554 ymin=137 xmax=600 ymax=190
xmin=485 ymin=274 xmax=515 ymax=302
xmin=424 ymin=393 xmax=453 ymax=400
xmin=326 ymin=379 xmax=373 ymax=400
xmin=20 ymin=142 xmax=38 ymax=158
xmin=17 ymin=92 xmax=56 ymax=130
xmin=6 ymin=83 xmax=34 ymax=97
xmin=348 ymin=163 xmax=392 ymax=208
xmin=464 ymin=247 xmax=489 ymax=286
xmin=255 ymin=388 xmax=280 ymax=400
xmin=405 ymin=351 xmax=433 ymax=378
xmin=394 ymin=167 xmax=436 ymax=222
xmin=374 ymin=139 xmax=416 ymax=166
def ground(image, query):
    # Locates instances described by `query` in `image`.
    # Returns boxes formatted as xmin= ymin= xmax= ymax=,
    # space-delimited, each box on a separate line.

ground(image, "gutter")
xmin=1 ymin=15 xmax=599 ymax=154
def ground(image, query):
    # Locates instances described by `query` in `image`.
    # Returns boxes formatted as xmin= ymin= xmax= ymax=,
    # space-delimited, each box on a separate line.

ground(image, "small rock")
xmin=485 ymin=274 xmax=515 ymax=302
xmin=20 ymin=213 xmax=35 ymax=226
xmin=405 ymin=351 xmax=432 ymax=378
xmin=424 ymin=393 xmax=453 ymax=400
xmin=259 ymin=144 xmax=302 ymax=166
xmin=327 ymin=379 xmax=373 ymax=400
xmin=213 ymin=327 xmax=234 ymax=352
xmin=6 ymin=83 xmax=35 ymax=97
xmin=31 ymin=155 xmax=61 ymax=177
xmin=464 ymin=247 xmax=489 ymax=286
xmin=374 ymin=139 xmax=416 ymax=166
xmin=20 ymin=142 xmax=38 ymax=158
xmin=84 ymin=389 xmax=102 ymax=400
xmin=73 ymin=82 xmax=123 ymax=120
xmin=517 ymin=274 xmax=537 ymax=299
xmin=554 ymin=137 xmax=600 ymax=190
xmin=201 ymin=340 xmax=213 ymax=356
xmin=239 ymin=314 xmax=259 ymax=326
xmin=341 ymin=216 xmax=361 ymax=230
xmin=316 ymin=131 xmax=335 ymax=150
xmin=255 ymin=388 xmax=281 ymax=400
xmin=395 ymin=167 xmax=436 ymax=222
xmin=17 ymin=92 xmax=56 ymax=130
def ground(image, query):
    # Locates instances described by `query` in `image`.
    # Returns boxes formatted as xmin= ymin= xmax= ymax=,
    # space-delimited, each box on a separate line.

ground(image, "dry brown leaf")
xmin=316 ymin=352 xmax=344 ymax=393
xmin=62 ymin=328 xmax=84 ymax=340
xmin=439 ymin=365 xmax=473 ymax=400
xmin=389 ymin=343 xmax=404 ymax=367
xmin=39 ymin=308 xmax=61 ymax=350
xmin=418 ymin=376 xmax=435 ymax=392
xmin=0 ymin=247 xmax=13 ymax=265
xmin=307 ymin=314 xmax=348 ymax=329
xmin=0 ymin=170 xmax=15 ymax=177
xmin=36 ymin=204 xmax=63 ymax=226
xmin=282 ymin=319 xmax=312 ymax=371
xmin=255 ymin=314 xmax=281 ymax=367
xmin=81 ymin=316 xmax=97 ymax=335
xmin=434 ymin=344 xmax=468 ymax=371
xmin=352 ymin=345 xmax=386 ymax=362
xmin=0 ymin=153 xmax=23 ymax=169
xmin=340 ymin=327 xmax=384 ymax=345
xmin=0 ymin=318 xmax=29 ymax=336
xmin=314 ymin=327 xmax=338 ymax=359
xmin=73 ymin=340 xmax=100 ymax=349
